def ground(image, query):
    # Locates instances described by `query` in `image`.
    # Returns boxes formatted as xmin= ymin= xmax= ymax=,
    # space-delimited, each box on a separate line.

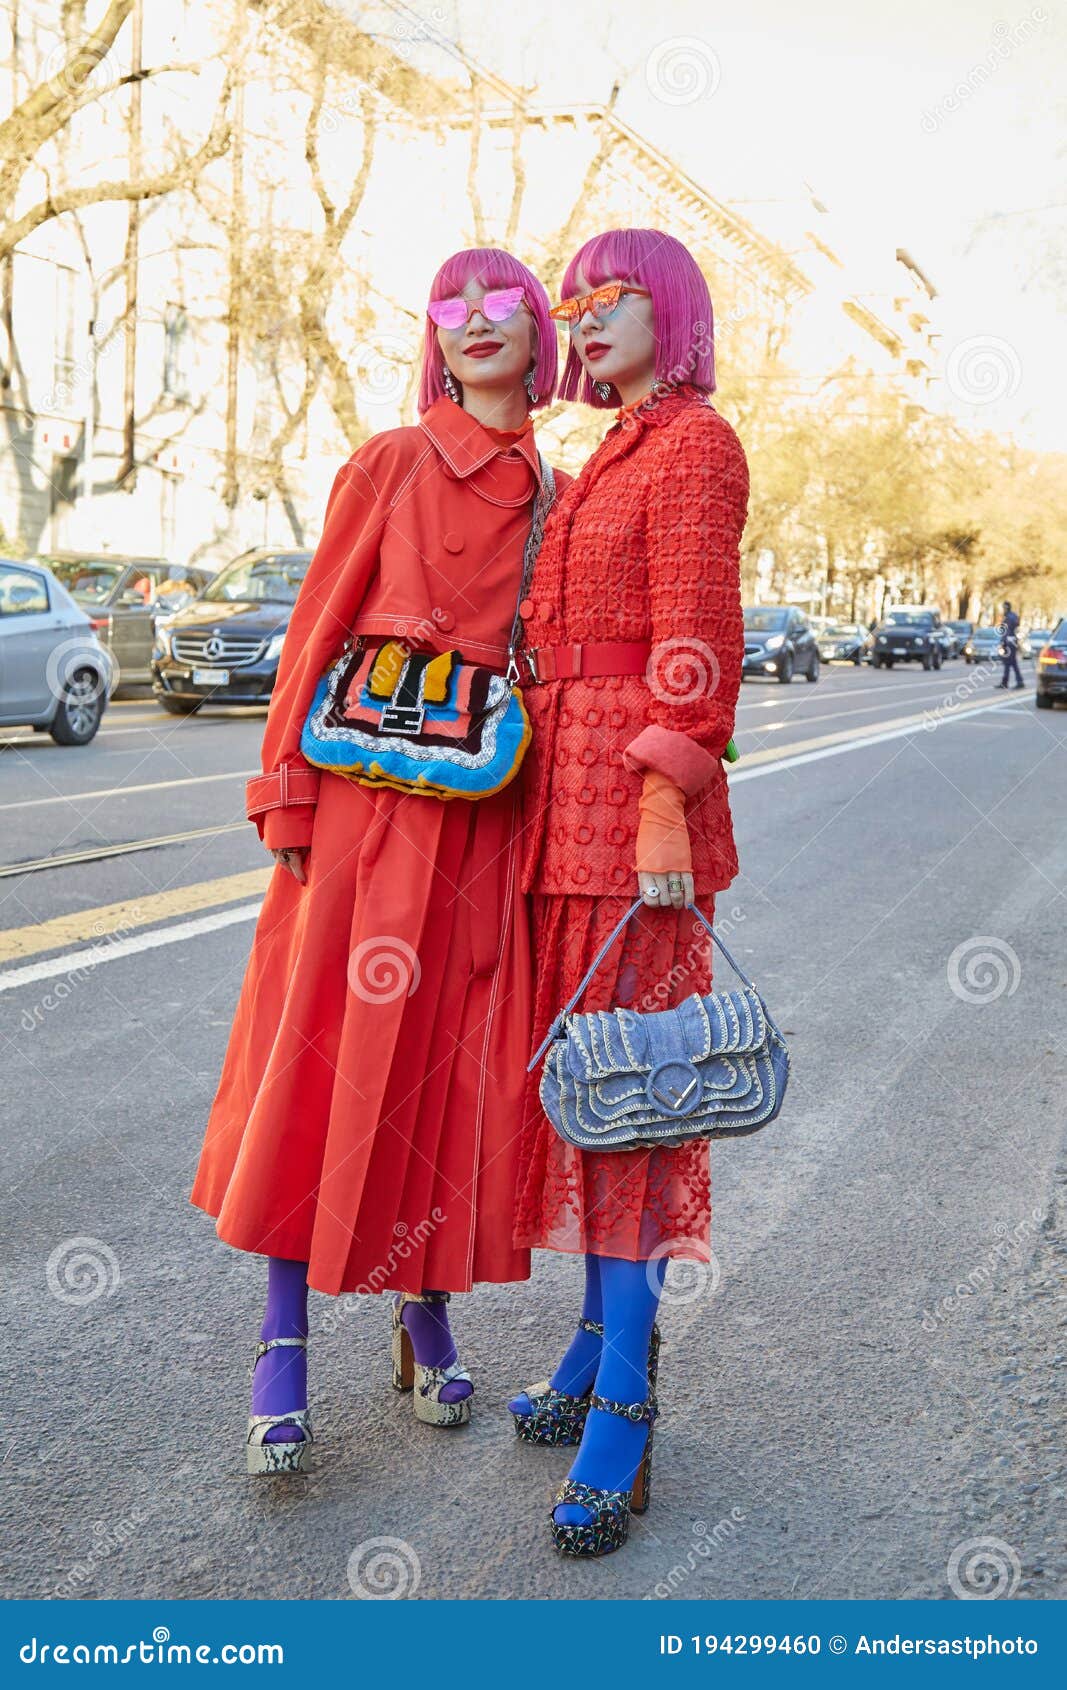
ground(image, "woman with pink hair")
xmin=191 ymin=248 xmax=565 ymax=1473
xmin=508 ymin=229 xmax=750 ymax=1556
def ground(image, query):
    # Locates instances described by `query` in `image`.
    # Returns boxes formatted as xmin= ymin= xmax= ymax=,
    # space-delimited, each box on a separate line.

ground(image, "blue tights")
xmin=554 ymin=1253 xmax=666 ymax=1527
xmin=507 ymin=1254 xmax=604 ymax=1415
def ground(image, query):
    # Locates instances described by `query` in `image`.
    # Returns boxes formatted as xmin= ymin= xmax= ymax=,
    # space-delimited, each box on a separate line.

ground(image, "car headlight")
xmin=264 ymin=632 xmax=286 ymax=661
xmin=913 ymin=636 xmax=923 ymax=645
xmin=764 ymin=634 xmax=785 ymax=651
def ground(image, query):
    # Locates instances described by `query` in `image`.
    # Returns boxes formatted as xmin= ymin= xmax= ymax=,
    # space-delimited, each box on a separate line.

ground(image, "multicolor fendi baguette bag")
xmin=529 ymin=897 xmax=790 ymax=1150
xmin=299 ymin=457 xmax=555 ymax=800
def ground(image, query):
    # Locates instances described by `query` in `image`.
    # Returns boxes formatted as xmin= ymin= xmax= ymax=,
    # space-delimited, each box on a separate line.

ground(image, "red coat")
xmin=519 ymin=384 xmax=749 ymax=897
xmin=191 ymin=399 xmax=569 ymax=1295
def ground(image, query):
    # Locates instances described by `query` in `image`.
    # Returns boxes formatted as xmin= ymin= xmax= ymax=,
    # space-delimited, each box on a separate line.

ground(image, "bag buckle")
xmin=380 ymin=701 xmax=425 ymax=735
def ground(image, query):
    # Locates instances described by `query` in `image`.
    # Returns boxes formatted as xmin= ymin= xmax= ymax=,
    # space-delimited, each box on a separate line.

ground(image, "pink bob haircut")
xmin=557 ymin=228 xmax=716 ymax=409
xmin=418 ymin=247 xmax=558 ymax=415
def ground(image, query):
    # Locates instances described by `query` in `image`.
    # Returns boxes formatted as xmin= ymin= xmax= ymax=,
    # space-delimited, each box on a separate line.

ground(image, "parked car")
xmin=151 ymin=547 xmax=313 ymax=713
xmin=962 ymin=626 xmax=1003 ymax=664
xmin=1035 ymin=619 xmax=1067 ymax=708
xmin=39 ymin=554 xmax=212 ymax=691
xmin=742 ymin=605 xmax=819 ymax=684
xmin=870 ymin=608 xmax=944 ymax=670
xmin=0 ymin=557 xmax=111 ymax=743
xmin=816 ymin=621 xmax=868 ymax=664
xmin=944 ymin=619 xmax=973 ymax=658
xmin=1024 ymin=627 xmax=1051 ymax=660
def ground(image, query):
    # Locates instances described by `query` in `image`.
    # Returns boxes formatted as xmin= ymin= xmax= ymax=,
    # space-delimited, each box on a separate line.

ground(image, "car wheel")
xmin=1036 ymin=693 xmax=1053 ymax=709
xmin=777 ymin=653 xmax=795 ymax=683
xmin=922 ymin=651 xmax=933 ymax=670
xmin=806 ymin=652 xmax=820 ymax=682
xmin=158 ymin=697 xmax=201 ymax=716
xmin=853 ymin=651 xmax=862 ymax=664
xmin=49 ymin=668 xmax=104 ymax=745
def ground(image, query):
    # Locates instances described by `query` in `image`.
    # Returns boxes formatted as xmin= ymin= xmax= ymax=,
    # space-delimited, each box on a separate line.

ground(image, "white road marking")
xmin=0 ymin=903 xmax=262 ymax=994
xmin=0 ymin=768 xmax=256 ymax=813
xmin=729 ymin=696 xmax=1028 ymax=782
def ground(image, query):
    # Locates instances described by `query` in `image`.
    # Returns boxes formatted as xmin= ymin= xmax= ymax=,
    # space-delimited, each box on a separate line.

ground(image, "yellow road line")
xmin=0 ymin=868 xmax=271 ymax=965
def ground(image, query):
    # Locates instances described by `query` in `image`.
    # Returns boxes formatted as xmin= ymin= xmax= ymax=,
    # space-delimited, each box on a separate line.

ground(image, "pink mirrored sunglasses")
xmin=427 ymin=286 xmax=528 ymax=330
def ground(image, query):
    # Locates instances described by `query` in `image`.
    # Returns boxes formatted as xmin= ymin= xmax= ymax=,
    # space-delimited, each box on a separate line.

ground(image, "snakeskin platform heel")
xmin=550 ymin=1392 xmax=657 ymax=1556
xmin=512 ymin=1320 xmax=660 ymax=1448
xmin=391 ymin=1291 xmax=473 ymax=1427
xmin=246 ymin=1336 xmax=312 ymax=1474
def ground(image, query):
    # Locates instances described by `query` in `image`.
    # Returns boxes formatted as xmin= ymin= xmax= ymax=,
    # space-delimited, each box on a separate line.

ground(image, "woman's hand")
xmin=638 ymin=869 xmax=694 ymax=911
xmin=271 ymin=846 xmax=309 ymax=884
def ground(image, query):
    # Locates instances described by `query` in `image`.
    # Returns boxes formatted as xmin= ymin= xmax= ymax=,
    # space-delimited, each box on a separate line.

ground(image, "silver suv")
xmin=0 ymin=558 xmax=112 ymax=744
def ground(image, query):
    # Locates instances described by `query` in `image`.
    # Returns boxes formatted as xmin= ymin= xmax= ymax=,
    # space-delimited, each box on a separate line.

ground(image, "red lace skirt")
xmin=513 ymin=893 xmax=714 ymax=1261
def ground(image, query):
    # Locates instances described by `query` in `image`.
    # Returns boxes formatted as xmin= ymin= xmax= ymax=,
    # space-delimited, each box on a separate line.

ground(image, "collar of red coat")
xmin=612 ymin=380 xmax=711 ymax=432
xmin=419 ymin=395 xmax=543 ymax=485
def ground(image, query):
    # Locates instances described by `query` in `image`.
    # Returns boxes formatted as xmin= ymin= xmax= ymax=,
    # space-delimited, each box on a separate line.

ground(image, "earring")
xmin=442 ymin=364 xmax=461 ymax=404
xmin=594 ymin=380 xmax=612 ymax=401
xmin=524 ymin=369 xmax=539 ymax=405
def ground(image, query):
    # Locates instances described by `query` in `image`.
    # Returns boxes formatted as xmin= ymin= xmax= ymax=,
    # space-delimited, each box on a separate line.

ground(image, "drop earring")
xmin=594 ymin=380 xmax=612 ymax=401
xmin=442 ymin=364 xmax=461 ymax=404
xmin=524 ymin=368 xmax=539 ymax=405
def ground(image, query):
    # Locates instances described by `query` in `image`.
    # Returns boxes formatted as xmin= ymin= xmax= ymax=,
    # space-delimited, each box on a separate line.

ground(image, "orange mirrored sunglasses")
xmin=549 ymin=282 xmax=652 ymax=326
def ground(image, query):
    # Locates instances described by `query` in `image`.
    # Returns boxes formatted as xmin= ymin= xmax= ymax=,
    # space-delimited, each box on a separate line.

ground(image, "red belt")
xmin=518 ymin=641 xmax=651 ymax=684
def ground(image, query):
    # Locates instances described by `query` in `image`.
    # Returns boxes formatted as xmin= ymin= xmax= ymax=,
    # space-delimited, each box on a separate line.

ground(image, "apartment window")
xmin=53 ymin=264 xmax=78 ymax=398
xmin=163 ymin=302 xmax=191 ymax=403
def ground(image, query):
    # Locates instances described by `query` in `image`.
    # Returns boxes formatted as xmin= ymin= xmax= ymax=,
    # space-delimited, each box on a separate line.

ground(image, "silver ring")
xmin=644 ymin=884 xmax=661 ymax=901
xmin=667 ymin=876 xmax=683 ymax=890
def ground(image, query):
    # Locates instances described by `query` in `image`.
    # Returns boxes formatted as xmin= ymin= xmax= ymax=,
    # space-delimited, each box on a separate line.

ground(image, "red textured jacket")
xmin=519 ymin=384 xmax=749 ymax=897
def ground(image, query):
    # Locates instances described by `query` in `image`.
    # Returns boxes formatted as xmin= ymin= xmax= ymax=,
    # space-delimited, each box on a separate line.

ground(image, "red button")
xmin=518 ymin=597 xmax=536 ymax=619
xmin=442 ymin=532 xmax=464 ymax=553
xmin=435 ymin=609 xmax=456 ymax=632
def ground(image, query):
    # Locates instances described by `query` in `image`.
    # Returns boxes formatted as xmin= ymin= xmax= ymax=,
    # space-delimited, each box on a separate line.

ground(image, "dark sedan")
xmin=944 ymin=619 xmax=974 ymax=658
xmin=41 ymin=554 xmax=211 ymax=691
xmin=742 ymin=605 xmax=819 ymax=684
xmin=816 ymin=621 xmax=868 ymax=664
xmin=151 ymin=547 xmax=312 ymax=714
xmin=962 ymin=626 xmax=1003 ymax=665
xmin=1035 ymin=618 xmax=1067 ymax=708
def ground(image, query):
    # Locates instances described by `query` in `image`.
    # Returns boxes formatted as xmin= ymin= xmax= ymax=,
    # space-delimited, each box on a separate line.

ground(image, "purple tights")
xmin=395 ymin=1293 xmax=472 ymax=1405
xmin=250 ymin=1260 xmax=471 ymax=1441
xmin=251 ymin=1257 xmax=309 ymax=1445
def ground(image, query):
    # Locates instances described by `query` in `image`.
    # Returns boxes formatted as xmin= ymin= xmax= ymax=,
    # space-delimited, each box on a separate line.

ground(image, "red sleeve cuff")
xmin=622 ymin=725 xmax=719 ymax=797
xmin=247 ymin=765 xmax=321 ymax=848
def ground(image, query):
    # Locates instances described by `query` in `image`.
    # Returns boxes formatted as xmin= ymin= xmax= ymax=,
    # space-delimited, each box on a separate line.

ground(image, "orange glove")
xmin=635 ymin=769 xmax=692 ymax=874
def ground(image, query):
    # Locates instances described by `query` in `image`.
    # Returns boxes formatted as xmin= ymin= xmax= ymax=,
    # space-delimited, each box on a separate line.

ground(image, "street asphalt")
xmin=0 ymin=660 xmax=1064 ymax=1602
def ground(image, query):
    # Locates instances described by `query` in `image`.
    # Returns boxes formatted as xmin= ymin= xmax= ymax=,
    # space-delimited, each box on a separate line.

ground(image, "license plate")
xmin=192 ymin=667 xmax=230 ymax=686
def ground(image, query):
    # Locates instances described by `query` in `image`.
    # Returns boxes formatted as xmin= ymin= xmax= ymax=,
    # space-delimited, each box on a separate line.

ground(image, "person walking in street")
xmin=507 ymin=228 xmax=749 ymax=1556
xmin=997 ymin=599 xmax=1025 ymax=689
xmin=190 ymin=248 xmax=565 ymax=1473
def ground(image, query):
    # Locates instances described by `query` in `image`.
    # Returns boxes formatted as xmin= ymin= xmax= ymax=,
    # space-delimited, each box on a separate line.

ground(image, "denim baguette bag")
xmin=529 ymin=897 xmax=790 ymax=1150
xmin=299 ymin=457 xmax=555 ymax=800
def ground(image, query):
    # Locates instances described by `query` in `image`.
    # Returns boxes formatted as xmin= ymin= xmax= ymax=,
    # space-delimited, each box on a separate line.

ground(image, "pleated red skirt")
xmin=513 ymin=894 xmax=714 ymax=1261
xmin=190 ymin=770 xmax=532 ymax=1296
